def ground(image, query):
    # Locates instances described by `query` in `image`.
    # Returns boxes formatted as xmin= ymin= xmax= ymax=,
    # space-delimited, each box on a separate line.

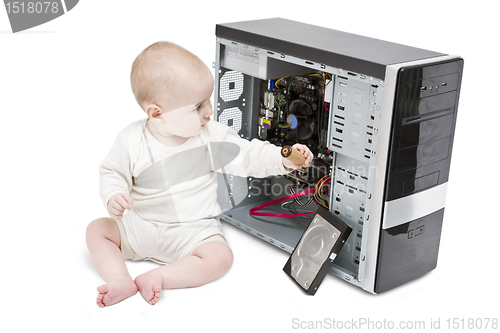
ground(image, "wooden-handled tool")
xmin=281 ymin=145 xmax=311 ymax=167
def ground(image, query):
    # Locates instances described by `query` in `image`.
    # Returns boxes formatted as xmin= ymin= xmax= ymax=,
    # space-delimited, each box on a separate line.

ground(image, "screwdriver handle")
xmin=281 ymin=145 xmax=310 ymax=167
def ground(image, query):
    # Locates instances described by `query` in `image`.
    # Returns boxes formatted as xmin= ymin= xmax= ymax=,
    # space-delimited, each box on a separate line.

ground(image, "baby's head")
xmin=131 ymin=41 xmax=213 ymax=112
xmin=130 ymin=41 xmax=214 ymax=138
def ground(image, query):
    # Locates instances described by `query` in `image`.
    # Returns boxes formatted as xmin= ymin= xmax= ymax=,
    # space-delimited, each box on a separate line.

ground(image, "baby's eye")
xmin=195 ymin=104 xmax=203 ymax=111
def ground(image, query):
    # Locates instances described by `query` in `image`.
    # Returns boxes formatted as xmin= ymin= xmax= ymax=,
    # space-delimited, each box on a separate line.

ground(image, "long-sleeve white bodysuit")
xmin=99 ymin=118 xmax=289 ymax=263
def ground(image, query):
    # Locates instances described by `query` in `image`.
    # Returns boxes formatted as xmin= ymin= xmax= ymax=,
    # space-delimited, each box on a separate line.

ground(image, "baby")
xmin=86 ymin=41 xmax=313 ymax=307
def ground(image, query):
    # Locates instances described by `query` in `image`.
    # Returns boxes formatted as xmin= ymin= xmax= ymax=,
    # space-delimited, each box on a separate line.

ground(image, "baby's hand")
xmin=282 ymin=143 xmax=314 ymax=170
xmin=107 ymin=192 xmax=133 ymax=220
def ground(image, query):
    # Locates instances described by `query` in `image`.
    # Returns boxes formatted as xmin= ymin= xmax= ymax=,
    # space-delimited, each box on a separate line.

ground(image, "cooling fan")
xmin=286 ymin=99 xmax=316 ymax=140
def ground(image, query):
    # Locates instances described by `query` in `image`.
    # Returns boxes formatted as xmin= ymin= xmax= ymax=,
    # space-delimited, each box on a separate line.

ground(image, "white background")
xmin=1 ymin=1 xmax=498 ymax=332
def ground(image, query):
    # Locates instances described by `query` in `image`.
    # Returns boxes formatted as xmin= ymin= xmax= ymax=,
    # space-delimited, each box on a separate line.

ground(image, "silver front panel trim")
xmin=360 ymin=61 xmax=398 ymax=294
xmin=383 ymin=182 xmax=448 ymax=230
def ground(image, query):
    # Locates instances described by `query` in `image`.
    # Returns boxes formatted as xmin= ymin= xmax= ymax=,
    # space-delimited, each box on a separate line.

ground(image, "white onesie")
xmin=99 ymin=118 xmax=289 ymax=263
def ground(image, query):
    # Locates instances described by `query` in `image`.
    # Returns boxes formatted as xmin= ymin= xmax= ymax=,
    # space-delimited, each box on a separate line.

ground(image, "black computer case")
xmin=213 ymin=18 xmax=463 ymax=294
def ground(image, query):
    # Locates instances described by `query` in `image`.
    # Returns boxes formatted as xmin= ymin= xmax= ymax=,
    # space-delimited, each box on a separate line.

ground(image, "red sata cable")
xmin=249 ymin=188 xmax=315 ymax=217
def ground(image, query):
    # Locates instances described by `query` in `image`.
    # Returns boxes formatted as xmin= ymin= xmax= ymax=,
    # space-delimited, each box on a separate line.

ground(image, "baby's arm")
xmin=208 ymin=122 xmax=312 ymax=178
xmin=99 ymin=130 xmax=134 ymax=218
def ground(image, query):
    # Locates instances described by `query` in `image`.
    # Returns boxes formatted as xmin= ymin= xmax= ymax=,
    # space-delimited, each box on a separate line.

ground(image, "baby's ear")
xmin=146 ymin=104 xmax=163 ymax=121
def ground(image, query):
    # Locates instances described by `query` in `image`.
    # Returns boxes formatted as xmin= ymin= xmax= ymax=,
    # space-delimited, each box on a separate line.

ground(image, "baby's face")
xmin=154 ymin=69 xmax=214 ymax=138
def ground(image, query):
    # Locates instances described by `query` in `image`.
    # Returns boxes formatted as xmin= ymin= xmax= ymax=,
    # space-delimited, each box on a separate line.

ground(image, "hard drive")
xmin=283 ymin=205 xmax=352 ymax=295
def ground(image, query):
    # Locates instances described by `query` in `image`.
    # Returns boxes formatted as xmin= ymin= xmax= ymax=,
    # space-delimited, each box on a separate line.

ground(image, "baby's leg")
xmin=134 ymin=241 xmax=233 ymax=305
xmin=86 ymin=217 xmax=137 ymax=307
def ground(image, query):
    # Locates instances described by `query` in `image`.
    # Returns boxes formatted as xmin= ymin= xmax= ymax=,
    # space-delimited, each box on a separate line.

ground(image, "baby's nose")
xmin=204 ymin=105 xmax=213 ymax=118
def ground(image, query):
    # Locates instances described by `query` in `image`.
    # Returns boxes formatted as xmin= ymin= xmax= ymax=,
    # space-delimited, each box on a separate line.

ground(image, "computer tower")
xmin=213 ymin=18 xmax=463 ymax=294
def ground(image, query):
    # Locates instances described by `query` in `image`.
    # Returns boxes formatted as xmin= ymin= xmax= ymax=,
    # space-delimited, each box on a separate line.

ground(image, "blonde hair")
xmin=130 ymin=41 xmax=208 ymax=110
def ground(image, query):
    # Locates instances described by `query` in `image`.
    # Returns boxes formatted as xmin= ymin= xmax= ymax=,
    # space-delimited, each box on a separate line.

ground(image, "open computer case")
xmin=212 ymin=18 xmax=463 ymax=294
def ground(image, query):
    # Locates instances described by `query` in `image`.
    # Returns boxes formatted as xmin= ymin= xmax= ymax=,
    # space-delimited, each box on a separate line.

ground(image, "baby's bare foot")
xmin=135 ymin=270 xmax=162 ymax=305
xmin=96 ymin=276 xmax=138 ymax=308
